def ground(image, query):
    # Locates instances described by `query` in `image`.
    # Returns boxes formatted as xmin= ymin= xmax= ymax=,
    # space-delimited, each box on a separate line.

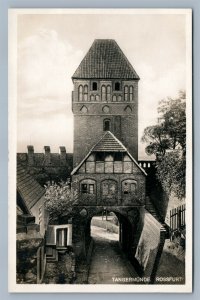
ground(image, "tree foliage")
xmin=155 ymin=151 xmax=186 ymax=199
xmin=142 ymin=91 xmax=186 ymax=199
xmin=142 ymin=90 xmax=186 ymax=156
xmin=44 ymin=180 xmax=78 ymax=223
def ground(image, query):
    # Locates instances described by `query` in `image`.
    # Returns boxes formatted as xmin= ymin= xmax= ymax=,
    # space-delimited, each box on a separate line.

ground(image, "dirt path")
xmin=88 ymin=226 xmax=138 ymax=284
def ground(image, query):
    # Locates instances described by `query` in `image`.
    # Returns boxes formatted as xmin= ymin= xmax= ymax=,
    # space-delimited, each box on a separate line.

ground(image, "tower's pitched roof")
xmin=72 ymin=39 xmax=139 ymax=80
xmin=71 ymin=131 xmax=146 ymax=176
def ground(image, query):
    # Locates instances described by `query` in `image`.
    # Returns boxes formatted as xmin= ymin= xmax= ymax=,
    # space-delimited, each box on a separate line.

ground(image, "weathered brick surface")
xmin=72 ymin=78 xmax=138 ymax=166
xmin=72 ymin=173 xmax=145 ymax=207
xmin=17 ymin=151 xmax=73 ymax=186
xmin=71 ymin=205 xmax=141 ymax=259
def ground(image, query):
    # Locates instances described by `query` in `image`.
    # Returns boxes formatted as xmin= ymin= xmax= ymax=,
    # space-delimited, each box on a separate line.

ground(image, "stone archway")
xmin=71 ymin=206 xmax=141 ymax=261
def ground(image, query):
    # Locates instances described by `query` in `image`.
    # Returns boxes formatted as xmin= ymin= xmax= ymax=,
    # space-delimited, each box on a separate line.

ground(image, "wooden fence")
xmin=170 ymin=204 xmax=186 ymax=233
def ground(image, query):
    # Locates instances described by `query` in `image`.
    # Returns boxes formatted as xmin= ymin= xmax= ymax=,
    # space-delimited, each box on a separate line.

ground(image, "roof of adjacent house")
xmin=71 ymin=131 xmax=146 ymax=176
xmin=17 ymin=163 xmax=45 ymax=210
xmin=72 ymin=39 xmax=139 ymax=80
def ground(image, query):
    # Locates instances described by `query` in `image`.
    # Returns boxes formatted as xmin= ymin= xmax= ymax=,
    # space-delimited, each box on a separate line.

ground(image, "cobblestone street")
xmin=88 ymin=226 xmax=138 ymax=284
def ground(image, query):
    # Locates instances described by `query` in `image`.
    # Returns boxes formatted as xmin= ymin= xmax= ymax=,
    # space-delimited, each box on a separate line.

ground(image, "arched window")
xmin=118 ymin=95 xmax=122 ymax=102
xmin=101 ymin=85 xmax=106 ymax=101
xmin=106 ymin=85 xmax=111 ymax=101
xmin=114 ymin=82 xmax=120 ymax=91
xmin=95 ymin=95 xmax=100 ymax=101
xmin=80 ymin=179 xmax=96 ymax=195
xmin=92 ymin=82 xmax=97 ymax=91
xmin=101 ymin=180 xmax=117 ymax=197
xmin=112 ymin=95 xmax=117 ymax=102
xmin=122 ymin=179 xmax=137 ymax=196
xmin=129 ymin=86 xmax=133 ymax=101
xmin=84 ymin=85 xmax=88 ymax=101
xmin=104 ymin=119 xmax=111 ymax=131
xmin=124 ymin=85 xmax=128 ymax=101
xmin=78 ymin=85 xmax=83 ymax=101
xmin=90 ymin=94 xmax=95 ymax=101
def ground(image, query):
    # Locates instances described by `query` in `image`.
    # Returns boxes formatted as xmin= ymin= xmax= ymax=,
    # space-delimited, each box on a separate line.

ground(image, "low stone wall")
xmin=43 ymin=251 xmax=76 ymax=284
xmin=17 ymin=235 xmax=44 ymax=284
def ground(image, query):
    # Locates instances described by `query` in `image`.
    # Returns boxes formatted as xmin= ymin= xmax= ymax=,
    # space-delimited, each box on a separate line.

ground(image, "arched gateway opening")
xmin=90 ymin=212 xmax=120 ymax=243
xmin=73 ymin=209 xmax=140 ymax=284
xmin=72 ymin=207 xmax=140 ymax=261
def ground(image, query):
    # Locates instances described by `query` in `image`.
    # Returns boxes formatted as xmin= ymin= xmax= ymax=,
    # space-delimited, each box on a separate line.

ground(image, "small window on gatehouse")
xmin=89 ymin=184 xmax=94 ymax=194
xmin=81 ymin=183 xmax=94 ymax=194
xmin=81 ymin=184 xmax=88 ymax=194
xmin=96 ymin=152 xmax=104 ymax=161
xmin=114 ymin=153 xmax=123 ymax=161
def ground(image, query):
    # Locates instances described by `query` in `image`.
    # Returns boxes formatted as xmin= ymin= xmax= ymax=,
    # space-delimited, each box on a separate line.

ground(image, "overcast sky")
xmin=17 ymin=12 xmax=186 ymax=159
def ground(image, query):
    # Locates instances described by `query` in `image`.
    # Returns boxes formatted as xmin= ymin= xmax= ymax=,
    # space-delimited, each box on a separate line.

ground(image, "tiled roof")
xmin=72 ymin=39 xmax=139 ymax=79
xmin=17 ymin=163 xmax=45 ymax=210
xmin=17 ymin=205 xmax=23 ymax=216
xmin=71 ymin=131 xmax=147 ymax=176
xmin=93 ymin=131 xmax=126 ymax=152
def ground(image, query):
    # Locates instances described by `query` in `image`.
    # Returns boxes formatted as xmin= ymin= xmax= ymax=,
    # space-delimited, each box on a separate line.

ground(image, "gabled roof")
xmin=71 ymin=131 xmax=146 ymax=176
xmin=72 ymin=39 xmax=139 ymax=80
xmin=17 ymin=163 xmax=45 ymax=210
xmin=93 ymin=131 xmax=126 ymax=152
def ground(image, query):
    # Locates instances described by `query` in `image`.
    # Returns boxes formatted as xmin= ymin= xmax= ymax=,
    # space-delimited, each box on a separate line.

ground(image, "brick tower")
xmin=72 ymin=39 xmax=140 ymax=167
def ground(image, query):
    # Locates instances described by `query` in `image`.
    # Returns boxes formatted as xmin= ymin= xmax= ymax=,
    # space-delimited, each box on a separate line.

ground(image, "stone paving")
xmin=87 ymin=226 xmax=138 ymax=284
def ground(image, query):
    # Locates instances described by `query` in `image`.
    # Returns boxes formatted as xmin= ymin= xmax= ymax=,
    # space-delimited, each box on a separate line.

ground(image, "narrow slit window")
xmin=129 ymin=86 xmax=133 ymax=101
xmin=114 ymin=82 xmax=120 ymax=91
xmin=124 ymin=85 xmax=128 ymax=101
xmin=84 ymin=85 xmax=88 ymax=101
xmin=106 ymin=85 xmax=111 ymax=101
xmin=92 ymin=82 xmax=97 ymax=91
xmin=101 ymin=85 xmax=106 ymax=101
xmin=78 ymin=85 xmax=83 ymax=101
xmin=104 ymin=119 xmax=111 ymax=131
xmin=81 ymin=184 xmax=88 ymax=194
xmin=89 ymin=184 xmax=94 ymax=194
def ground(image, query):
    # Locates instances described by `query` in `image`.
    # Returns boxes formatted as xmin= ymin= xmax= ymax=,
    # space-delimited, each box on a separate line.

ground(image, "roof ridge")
xmin=72 ymin=39 xmax=140 ymax=79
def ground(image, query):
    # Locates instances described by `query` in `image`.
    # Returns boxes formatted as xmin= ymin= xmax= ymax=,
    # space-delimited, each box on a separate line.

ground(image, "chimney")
xmin=44 ymin=146 xmax=51 ymax=165
xmin=59 ymin=146 xmax=67 ymax=166
xmin=27 ymin=145 xmax=34 ymax=166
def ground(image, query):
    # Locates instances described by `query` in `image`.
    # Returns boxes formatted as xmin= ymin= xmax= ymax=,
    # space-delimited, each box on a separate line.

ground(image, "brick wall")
xmin=17 ymin=146 xmax=73 ymax=186
xmin=72 ymin=79 xmax=138 ymax=166
xmin=72 ymin=173 xmax=145 ymax=207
